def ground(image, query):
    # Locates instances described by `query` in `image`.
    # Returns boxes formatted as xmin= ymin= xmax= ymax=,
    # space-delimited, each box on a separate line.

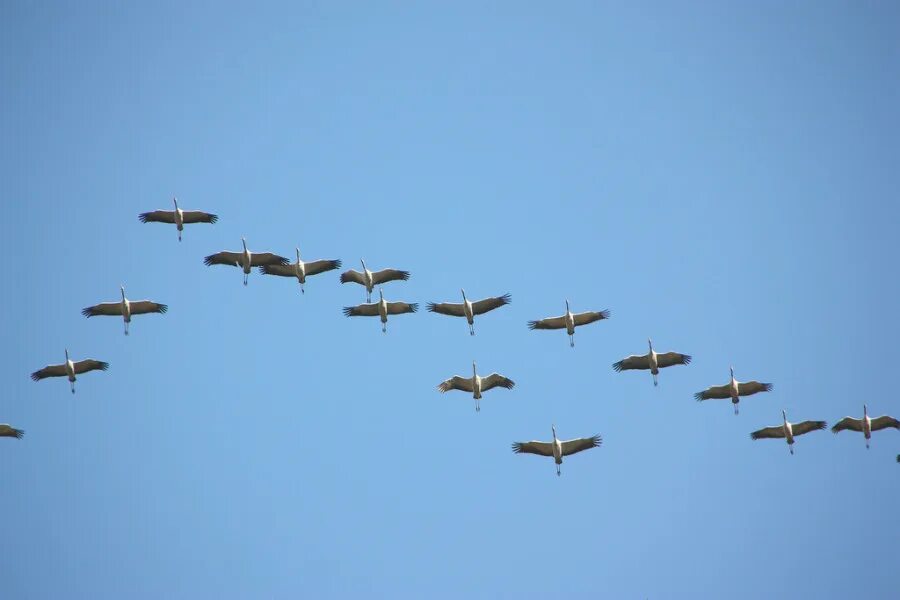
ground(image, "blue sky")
xmin=2 ymin=2 xmax=899 ymax=598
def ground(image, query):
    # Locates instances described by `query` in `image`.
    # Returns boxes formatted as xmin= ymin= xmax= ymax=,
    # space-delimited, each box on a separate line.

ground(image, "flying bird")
xmin=437 ymin=361 xmax=514 ymax=412
xmin=343 ymin=289 xmax=417 ymax=333
xmin=612 ymin=339 xmax=691 ymax=386
xmin=82 ymin=286 xmax=167 ymax=335
xmin=31 ymin=349 xmax=108 ymax=394
xmin=528 ymin=300 xmax=609 ymax=347
xmin=138 ymin=197 xmax=218 ymax=241
xmin=512 ymin=425 xmax=601 ymax=476
xmin=750 ymin=410 xmax=826 ymax=455
xmin=831 ymin=404 xmax=900 ymax=448
xmin=259 ymin=247 xmax=341 ymax=294
xmin=340 ymin=260 xmax=410 ymax=302
xmin=204 ymin=237 xmax=290 ymax=286
xmin=427 ymin=290 xmax=511 ymax=335
xmin=0 ymin=424 xmax=24 ymax=439
xmin=694 ymin=366 xmax=772 ymax=415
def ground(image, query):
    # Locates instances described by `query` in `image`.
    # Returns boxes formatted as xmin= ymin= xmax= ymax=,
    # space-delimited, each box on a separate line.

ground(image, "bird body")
xmin=259 ymin=248 xmax=341 ymax=293
xmin=612 ymin=339 xmax=691 ymax=386
xmin=437 ymin=361 xmax=514 ymax=412
xmin=751 ymin=410 xmax=826 ymax=454
xmin=528 ymin=300 xmax=609 ymax=347
xmin=31 ymin=350 xmax=109 ymax=393
xmin=82 ymin=286 xmax=167 ymax=335
xmin=512 ymin=425 xmax=601 ymax=476
xmin=340 ymin=260 xmax=410 ymax=302
xmin=694 ymin=366 xmax=772 ymax=414
xmin=427 ymin=289 xmax=511 ymax=335
xmin=204 ymin=238 xmax=289 ymax=285
xmin=831 ymin=404 xmax=900 ymax=448
xmin=138 ymin=197 xmax=218 ymax=241
xmin=343 ymin=289 xmax=418 ymax=332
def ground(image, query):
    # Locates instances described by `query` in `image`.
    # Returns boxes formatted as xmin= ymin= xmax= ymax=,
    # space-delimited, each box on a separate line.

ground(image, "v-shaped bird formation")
xmin=7 ymin=198 xmax=898 ymax=474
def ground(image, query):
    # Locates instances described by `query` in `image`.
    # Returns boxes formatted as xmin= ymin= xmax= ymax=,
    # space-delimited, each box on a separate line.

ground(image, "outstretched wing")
xmin=751 ymin=426 xmax=785 ymax=440
xmin=250 ymin=253 xmax=290 ymax=267
xmin=73 ymin=359 xmax=109 ymax=375
xmin=204 ymin=251 xmax=242 ymax=267
xmin=656 ymin=352 xmax=692 ymax=368
xmin=82 ymin=302 xmax=123 ymax=317
xmin=792 ymin=420 xmax=827 ymax=436
xmin=138 ymin=210 xmax=175 ymax=224
xmin=343 ymin=303 xmax=380 ymax=317
xmin=438 ymin=376 xmax=474 ymax=394
xmin=371 ymin=269 xmax=410 ymax=285
xmin=31 ymin=364 xmax=67 ymax=381
xmin=870 ymin=416 xmax=900 ymax=432
xmin=511 ymin=440 xmax=554 ymax=456
xmin=259 ymin=264 xmax=296 ymax=277
xmin=737 ymin=381 xmax=773 ymax=396
xmin=695 ymin=384 xmax=732 ymax=401
xmin=572 ymin=310 xmax=610 ymax=326
xmin=305 ymin=259 xmax=342 ymax=276
xmin=386 ymin=301 xmax=418 ymax=315
xmin=471 ymin=294 xmax=511 ymax=315
xmin=129 ymin=301 xmax=168 ymax=315
xmin=560 ymin=435 xmax=602 ymax=456
xmin=527 ymin=315 xmax=566 ymax=330
xmin=0 ymin=425 xmax=24 ymax=439
xmin=831 ymin=417 xmax=863 ymax=433
xmin=180 ymin=211 xmax=218 ymax=224
xmin=427 ymin=302 xmax=466 ymax=317
xmin=480 ymin=373 xmax=515 ymax=392
xmin=612 ymin=354 xmax=651 ymax=372
xmin=340 ymin=269 xmax=366 ymax=285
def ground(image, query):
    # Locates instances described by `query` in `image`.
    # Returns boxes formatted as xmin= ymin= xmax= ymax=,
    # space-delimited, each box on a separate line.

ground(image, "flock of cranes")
xmin=6 ymin=197 xmax=900 ymax=473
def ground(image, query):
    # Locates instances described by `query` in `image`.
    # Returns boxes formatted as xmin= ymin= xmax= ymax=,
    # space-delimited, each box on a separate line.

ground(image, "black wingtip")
xmin=158 ymin=304 xmax=169 ymax=314
xmin=694 ymin=392 xmax=705 ymax=402
xmin=258 ymin=266 xmax=269 ymax=274
xmin=511 ymin=443 xmax=523 ymax=454
xmin=593 ymin=434 xmax=603 ymax=447
xmin=763 ymin=383 xmax=774 ymax=392
xmin=209 ymin=214 xmax=219 ymax=224
xmin=527 ymin=321 xmax=538 ymax=330
xmin=333 ymin=259 xmax=343 ymax=269
xmin=599 ymin=309 xmax=611 ymax=319
xmin=612 ymin=361 xmax=623 ymax=372
xmin=342 ymin=307 xmax=354 ymax=317
xmin=138 ymin=213 xmax=150 ymax=223
xmin=30 ymin=372 xmax=40 ymax=382
xmin=409 ymin=303 xmax=419 ymax=313
xmin=203 ymin=255 xmax=215 ymax=266
xmin=499 ymin=293 xmax=512 ymax=305
xmin=81 ymin=307 xmax=93 ymax=318
xmin=15 ymin=429 xmax=24 ymax=439
xmin=683 ymin=355 xmax=693 ymax=365
xmin=99 ymin=362 xmax=110 ymax=371
xmin=399 ymin=270 xmax=411 ymax=281
xmin=426 ymin=303 xmax=438 ymax=313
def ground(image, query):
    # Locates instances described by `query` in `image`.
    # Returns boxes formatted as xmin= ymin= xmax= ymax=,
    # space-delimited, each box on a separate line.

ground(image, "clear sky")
xmin=2 ymin=2 xmax=899 ymax=598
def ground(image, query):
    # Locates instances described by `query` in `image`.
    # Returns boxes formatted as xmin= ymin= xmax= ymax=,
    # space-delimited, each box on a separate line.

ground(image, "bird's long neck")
xmin=361 ymin=259 xmax=367 ymax=273
xmin=296 ymin=248 xmax=301 ymax=263
xmin=242 ymin=239 xmax=248 ymax=252
xmin=648 ymin=339 xmax=654 ymax=354
xmin=782 ymin=410 xmax=787 ymax=424
xmin=461 ymin=290 xmax=467 ymax=302
xmin=173 ymin=197 xmax=178 ymax=210
xmin=472 ymin=362 xmax=477 ymax=377
xmin=552 ymin=426 xmax=557 ymax=443
xmin=65 ymin=349 xmax=69 ymax=361
xmin=120 ymin=287 xmax=126 ymax=301
xmin=864 ymin=404 xmax=868 ymax=418
xmin=565 ymin=300 xmax=570 ymax=314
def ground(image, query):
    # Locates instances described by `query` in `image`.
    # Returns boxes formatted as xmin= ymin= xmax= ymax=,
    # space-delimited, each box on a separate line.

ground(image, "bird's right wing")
xmin=73 ymin=359 xmax=109 ymax=375
xmin=304 ymin=259 xmax=342 ymax=276
xmin=386 ymin=301 xmax=418 ymax=315
xmin=30 ymin=364 xmax=67 ymax=381
xmin=180 ymin=211 xmax=218 ymax=224
xmin=656 ymin=352 xmax=692 ymax=368
xmin=204 ymin=251 xmax=242 ymax=267
xmin=340 ymin=269 xmax=366 ymax=285
xmin=527 ymin=315 xmax=566 ymax=330
xmin=82 ymin=302 xmax=123 ymax=317
xmin=342 ymin=303 xmax=380 ymax=317
xmin=511 ymin=440 xmax=555 ymax=456
xmin=427 ymin=302 xmax=466 ymax=317
xmin=750 ymin=426 xmax=785 ymax=440
xmin=572 ymin=310 xmax=610 ymax=326
xmin=870 ymin=416 xmax=900 ymax=431
xmin=481 ymin=373 xmax=515 ymax=392
xmin=737 ymin=381 xmax=773 ymax=396
xmin=129 ymin=301 xmax=168 ymax=315
xmin=471 ymin=294 xmax=511 ymax=315
xmin=250 ymin=253 xmax=290 ymax=267
xmin=694 ymin=384 xmax=732 ymax=401
xmin=138 ymin=210 xmax=176 ymax=224
xmin=831 ymin=417 xmax=863 ymax=433
xmin=560 ymin=435 xmax=602 ymax=456
xmin=438 ymin=376 xmax=474 ymax=394
xmin=371 ymin=269 xmax=410 ymax=285
xmin=791 ymin=420 xmax=827 ymax=436
xmin=259 ymin=264 xmax=296 ymax=277
xmin=0 ymin=424 xmax=24 ymax=439
xmin=612 ymin=354 xmax=651 ymax=372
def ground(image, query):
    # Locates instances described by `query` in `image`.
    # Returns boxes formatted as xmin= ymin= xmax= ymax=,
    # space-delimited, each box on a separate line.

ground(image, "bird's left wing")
xmin=342 ymin=303 xmax=380 ymax=317
xmin=259 ymin=264 xmax=296 ymax=277
xmin=694 ymin=384 xmax=732 ymax=401
xmin=438 ymin=376 xmax=474 ymax=393
xmin=180 ymin=211 xmax=218 ymax=224
xmin=250 ymin=253 xmax=290 ymax=267
xmin=386 ymin=301 xmax=418 ymax=315
xmin=138 ymin=210 xmax=175 ymax=224
xmin=791 ymin=420 xmax=827 ymax=436
xmin=427 ymin=302 xmax=466 ymax=317
xmin=304 ymin=259 xmax=342 ymax=276
xmin=471 ymin=294 xmax=511 ymax=315
xmin=572 ymin=310 xmax=610 ymax=326
xmin=82 ymin=302 xmax=123 ymax=317
xmin=656 ymin=352 xmax=692 ymax=368
xmin=204 ymin=251 xmax=242 ymax=267
xmin=30 ymin=364 xmax=67 ymax=381
xmin=481 ymin=373 xmax=515 ymax=392
xmin=129 ymin=301 xmax=168 ymax=315
xmin=527 ymin=315 xmax=566 ymax=330
xmin=511 ymin=440 xmax=555 ymax=456
xmin=73 ymin=359 xmax=109 ymax=375
xmin=0 ymin=424 xmax=24 ymax=439
xmin=737 ymin=381 xmax=773 ymax=396
xmin=371 ymin=269 xmax=410 ymax=285
xmin=750 ymin=426 xmax=784 ymax=440
xmin=560 ymin=435 xmax=602 ymax=456
xmin=870 ymin=416 xmax=900 ymax=431
xmin=612 ymin=354 xmax=651 ymax=372
xmin=831 ymin=417 xmax=863 ymax=433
